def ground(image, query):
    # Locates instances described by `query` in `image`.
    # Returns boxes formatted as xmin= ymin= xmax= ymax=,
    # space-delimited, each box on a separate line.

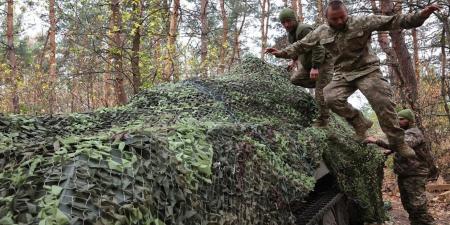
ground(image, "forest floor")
xmin=382 ymin=168 xmax=450 ymax=225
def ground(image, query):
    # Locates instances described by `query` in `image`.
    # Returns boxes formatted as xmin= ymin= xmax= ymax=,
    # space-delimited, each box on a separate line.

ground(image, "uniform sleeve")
xmin=297 ymin=26 xmax=325 ymax=68
xmin=375 ymin=139 xmax=391 ymax=149
xmin=311 ymin=44 xmax=325 ymax=68
xmin=365 ymin=13 xmax=427 ymax=32
xmin=404 ymin=128 xmax=424 ymax=148
xmin=281 ymin=28 xmax=321 ymax=59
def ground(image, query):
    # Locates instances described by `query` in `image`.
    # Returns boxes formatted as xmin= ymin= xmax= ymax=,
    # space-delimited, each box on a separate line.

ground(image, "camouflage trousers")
xmin=290 ymin=60 xmax=332 ymax=122
xmin=323 ymin=69 xmax=405 ymax=146
xmin=398 ymin=175 xmax=435 ymax=225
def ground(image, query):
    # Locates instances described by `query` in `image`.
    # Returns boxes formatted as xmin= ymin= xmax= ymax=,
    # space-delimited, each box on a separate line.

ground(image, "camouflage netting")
xmin=0 ymin=57 xmax=386 ymax=225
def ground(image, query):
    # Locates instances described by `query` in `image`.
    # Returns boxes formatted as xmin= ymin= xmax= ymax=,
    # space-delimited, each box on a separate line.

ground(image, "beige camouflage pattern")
xmin=281 ymin=13 xmax=427 ymax=79
xmin=280 ymin=12 xmax=427 ymax=144
xmin=323 ymin=69 xmax=404 ymax=146
xmin=290 ymin=59 xmax=332 ymax=123
xmin=398 ymin=176 xmax=435 ymax=225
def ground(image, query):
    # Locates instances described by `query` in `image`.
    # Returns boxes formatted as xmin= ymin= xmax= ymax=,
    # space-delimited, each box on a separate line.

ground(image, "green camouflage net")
xmin=0 ymin=57 xmax=385 ymax=225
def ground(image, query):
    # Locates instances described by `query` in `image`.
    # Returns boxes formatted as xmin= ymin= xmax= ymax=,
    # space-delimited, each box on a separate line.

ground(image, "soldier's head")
xmin=325 ymin=0 xmax=348 ymax=30
xmin=279 ymin=8 xmax=298 ymax=32
xmin=398 ymin=109 xmax=415 ymax=129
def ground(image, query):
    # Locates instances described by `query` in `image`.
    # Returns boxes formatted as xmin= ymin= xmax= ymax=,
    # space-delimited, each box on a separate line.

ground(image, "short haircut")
xmin=325 ymin=0 xmax=347 ymax=18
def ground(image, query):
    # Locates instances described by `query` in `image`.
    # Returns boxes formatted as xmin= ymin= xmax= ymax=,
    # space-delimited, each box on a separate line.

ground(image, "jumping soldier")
xmin=277 ymin=8 xmax=333 ymax=127
xmin=265 ymin=0 xmax=440 ymax=158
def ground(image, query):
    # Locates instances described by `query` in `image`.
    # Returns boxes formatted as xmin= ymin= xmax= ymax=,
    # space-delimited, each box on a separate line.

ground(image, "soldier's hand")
xmin=382 ymin=149 xmax=393 ymax=156
xmin=420 ymin=4 xmax=440 ymax=18
xmin=265 ymin=48 xmax=285 ymax=58
xmin=310 ymin=68 xmax=319 ymax=80
xmin=363 ymin=136 xmax=378 ymax=144
xmin=287 ymin=61 xmax=297 ymax=72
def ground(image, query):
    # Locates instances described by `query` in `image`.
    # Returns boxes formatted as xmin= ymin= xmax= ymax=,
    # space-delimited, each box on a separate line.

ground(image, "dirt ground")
xmin=382 ymin=169 xmax=450 ymax=225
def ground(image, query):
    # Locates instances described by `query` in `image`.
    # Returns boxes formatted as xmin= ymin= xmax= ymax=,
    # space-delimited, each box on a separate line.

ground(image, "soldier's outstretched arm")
xmin=279 ymin=27 xmax=322 ymax=59
xmin=365 ymin=4 xmax=440 ymax=31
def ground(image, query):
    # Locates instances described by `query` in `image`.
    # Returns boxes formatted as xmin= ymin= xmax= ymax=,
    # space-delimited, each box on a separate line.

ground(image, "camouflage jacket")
xmin=288 ymin=23 xmax=325 ymax=70
xmin=376 ymin=127 xmax=430 ymax=177
xmin=281 ymin=13 xmax=427 ymax=81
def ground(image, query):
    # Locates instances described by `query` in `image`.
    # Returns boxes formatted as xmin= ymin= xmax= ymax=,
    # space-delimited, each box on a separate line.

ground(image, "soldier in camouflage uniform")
xmin=365 ymin=109 xmax=435 ymax=225
xmin=277 ymin=8 xmax=333 ymax=127
xmin=265 ymin=0 xmax=440 ymax=158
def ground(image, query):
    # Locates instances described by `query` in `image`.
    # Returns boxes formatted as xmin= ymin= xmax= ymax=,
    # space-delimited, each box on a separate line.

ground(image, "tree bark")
xmin=49 ymin=0 xmax=57 ymax=113
xmin=316 ymin=0 xmax=324 ymax=24
xmin=440 ymin=30 xmax=450 ymax=123
xmin=292 ymin=0 xmax=298 ymax=17
xmin=381 ymin=0 xmax=421 ymax=125
xmin=409 ymin=0 xmax=420 ymax=84
xmin=230 ymin=11 xmax=246 ymax=68
xmin=6 ymin=0 xmax=19 ymax=113
xmin=131 ymin=0 xmax=143 ymax=94
xmin=297 ymin=0 xmax=304 ymax=22
xmin=259 ymin=0 xmax=270 ymax=59
xmin=110 ymin=0 xmax=127 ymax=105
xmin=200 ymin=0 xmax=209 ymax=77
xmin=218 ymin=0 xmax=228 ymax=74
xmin=164 ymin=0 xmax=180 ymax=82
xmin=370 ymin=0 xmax=404 ymax=105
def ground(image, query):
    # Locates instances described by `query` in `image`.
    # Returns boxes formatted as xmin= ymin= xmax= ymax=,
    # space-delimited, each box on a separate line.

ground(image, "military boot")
xmin=346 ymin=112 xmax=373 ymax=140
xmin=312 ymin=117 xmax=329 ymax=128
xmin=394 ymin=142 xmax=416 ymax=158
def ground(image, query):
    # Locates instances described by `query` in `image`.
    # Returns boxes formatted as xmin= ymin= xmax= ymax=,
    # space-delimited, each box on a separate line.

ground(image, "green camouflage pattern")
xmin=394 ymin=127 xmax=431 ymax=177
xmin=398 ymin=176 xmax=435 ymax=225
xmin=0 ymin=57 xmax=386 ymax=224
xmin=287 ymin=23 xmax=326 ymax=70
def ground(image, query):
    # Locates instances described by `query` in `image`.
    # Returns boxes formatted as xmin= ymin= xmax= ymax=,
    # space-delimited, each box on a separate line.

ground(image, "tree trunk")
xmin=292 ymin=0 xmax=298 ymax=17
xmin=103 ymin=15 xmax=114 ymax=108
xmin=259 ymin=0 xmax=270 ymax=59
xmin=131 ymin=0 xmax=143 ymax=94
xmin=110 ymin=0 xmax=127 ymax=105
xmin=297 ymin=0 xmax=304 ymax=22
xmin=381 ymin=0 xmax=421 ymax=126
xmin=200 ymin=0 xmax=209 ymax=77
xmin=411 ymin=28 xmax=420 ymax=82
xmin=409 ymin=0 xmax=420 ymax=84
xmin=369 ymin=0 xmax=404 ymax=105
xmin=218 ymin=0 xmax=228 ymax=74
xmin=6 ymin=0 xmax=19 ymax=113
xmin=440 ymin=30 xmax=450 ymax=123
xmin=164 ymin=0 xmax=180 ymax=82
xmin=230 ymin=12 xmax=246 ymax=68
xmin=49 ymin=0 xmax=57 ymax=113
xmin=316 ymin=0 xmax=324 ymax=24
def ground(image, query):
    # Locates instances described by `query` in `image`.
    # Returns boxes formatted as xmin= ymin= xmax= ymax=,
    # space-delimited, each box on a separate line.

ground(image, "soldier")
xmin=277 ymin=8 xmax=333 ymax=127
xmin=365 ymin=109 xmax=435 ymax=225
xmin=265 ymin=0 xmax=440 ymax=158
